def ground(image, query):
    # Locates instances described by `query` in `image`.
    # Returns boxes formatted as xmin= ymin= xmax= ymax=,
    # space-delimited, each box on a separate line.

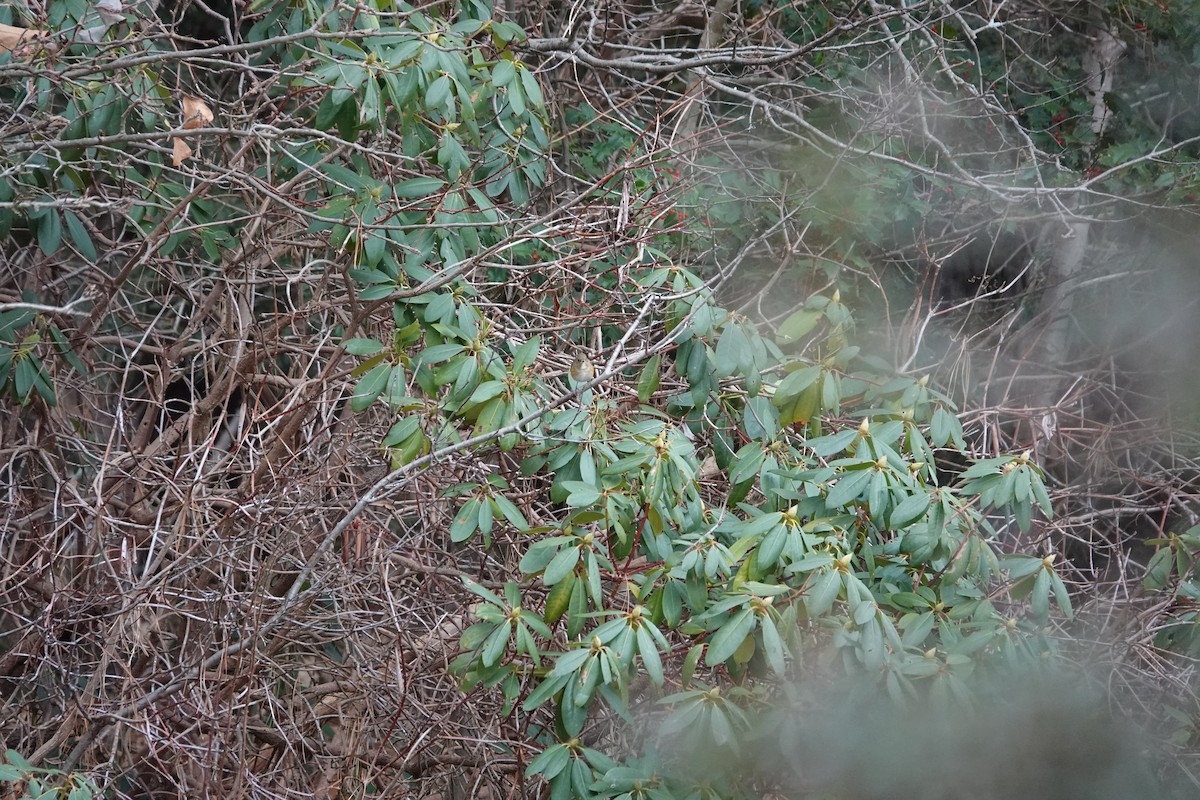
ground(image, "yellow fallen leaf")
xmin=180 ymin=95 xmax=213 ymax=130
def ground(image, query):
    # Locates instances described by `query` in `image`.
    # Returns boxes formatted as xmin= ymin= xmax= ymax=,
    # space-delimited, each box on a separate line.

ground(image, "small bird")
xmin=569 ymin=354 xmax=595 ymax=383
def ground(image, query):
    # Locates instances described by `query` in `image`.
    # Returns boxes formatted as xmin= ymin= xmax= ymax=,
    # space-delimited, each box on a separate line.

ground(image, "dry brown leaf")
xmin=172 ymin=138 xmax=193 ymax=166
xmin=180 ymin=94 xmax=214 ymax=130
xmin=0 ymin=23 xmax=46 ymax=54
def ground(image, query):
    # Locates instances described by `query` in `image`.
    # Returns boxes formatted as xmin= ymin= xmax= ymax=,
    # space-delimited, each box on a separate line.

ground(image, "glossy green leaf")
xmin=425 ymin=74 xmax=452 ymax=110
xmin=492 ymin=59 xmax=516 ymax=87
xmin=63 ymin=210 xmax=97 ymax=261
xmin=543 ymin=545 xmax=580 ymax=586
xmin=777 ymin=309 xmax=821 ymax=344
xmin=37 ymin=211 xmax=62 ymax=256
xmin=395 ymin=177 xmax=447 ymax=198
xmin=527 ymin=743 xmax=571 ymax=779
xmin=481 ymin=622 xmax=510 ymax=667
xmin=759 ymin=614 xmax=786 ymax=675
xmin=806 ymin=568 xmax=841 ymax=617
xmin=706 ymin=608 xmax=756 ymax=666
xmin=636 ymin=625 xmax=664 ymax=685
xmin=637 ymin=354 xmax=662 ymax=403
xmin=826 ymin=467 xmax=873 ymax=508
xmin=350 ymin=362 xmax=391 ymax=411
xmin=450 ymin=498 xmax=481 ymax=542
xmin=890 ymin=491 xmax=931 ymax=529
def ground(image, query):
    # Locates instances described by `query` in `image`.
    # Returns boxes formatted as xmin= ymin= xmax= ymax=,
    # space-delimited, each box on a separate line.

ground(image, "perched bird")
xmin=569 ymin=354 xmax=595 ymax=383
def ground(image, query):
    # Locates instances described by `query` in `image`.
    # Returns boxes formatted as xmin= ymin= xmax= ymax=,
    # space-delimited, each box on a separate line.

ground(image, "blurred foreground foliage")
xmin=2 ymin=0 xmax=1200 ymax=798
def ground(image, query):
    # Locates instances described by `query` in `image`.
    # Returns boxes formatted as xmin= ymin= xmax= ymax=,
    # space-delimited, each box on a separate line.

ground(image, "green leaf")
xmin=481 ymin=623 xmax=510 ymax=667
xmin=775 ymin=365 xmax=822 ymax=402
xmin=569 ymin=754 xmax=593 ymax=797
xmin=805 ymin=428 xmax=859 ymax=457
xmin=543 ymin=572 xmax=574 ymax=624
xmin=383 ymin=415 xmax=421 ymax=448
xmin=544 ymin=545 xmax=580 ymax=586
xmin=48 ymin=324 xmax=85 ymax=374
xmin=636 ymin=624 xmax=664 ymax=685
xmin=520 ymin=538 xmax=565 ymax=573
xmin=732 ymin=510 xmax=783 ymax=545
xmin=714 ymin=323 xmax=749 ymax=377
xmin=759 ymin=614 xmax=786 ymax=675
xmin=459 ymin=578 xmax=503 ymax=609
xmin=1143 ymin=547 xmax=1173 ymax=591
xmin=425 ymin=74 xmax=452 ymax=110
xmin=63 ymin=210 xmax=97 ymax=261
xmin=1030 ymin=469 xmax=1053 ymax=517
xmin=508 ymin=72 xmax=527 ymax=116
xmin=32 ymin=366 xmax=56 ymax=406
xmin=14 ymin=356 xmax=35 ymax=401
xmin=519 ymin=67 xmax=543 ymax=107
xmin=477 ymin=495 xmax=495 ymax=540
xmin=515 ymin=619 xmax=538 ymax=662
xmin=742 ymin=396 xmax=778 ymax=440
xmin=350 ymin=361 xmax=391 ymax=411
xmin=901 ymin=610 xmax=936 ymax=649
xmin=826 ymin=467 xmax=873 ymax=508
xmin=930 ymin=406 xmax=963 ymax=448
xmin=492 ymin=59 xmax=516 ymax=87
xmin=681 ymin=644 xmax=704 ymax=688
xmin=757 ymin=524 xmax=787 ymax=568
xmin=1031 ymin=567 xmax=1051 ymax=620
xmin=527 ymin=743 xmax=571 ymax=779
xmin=417 ymin=343 xmax=465 ymax=364
xmin=382 ymin=362 xmax=408 ymax=404
xmin=38 ymin=211 xmax=62 ymax=256
xmin=784 ymin=553 xmax=835 ymax=576
xmin=706 ymin=608 xmax=757 ymax=666
xmin=450 ymin=498 xmax=481 ymax=542
xmin=859 ymin=618 xmax=885 ymax=669
xmin=395 ymin=177 xmax=447 ymax=198
xmin=474 ymin=398 xmax=507 ymax=435
xmin=806 ymin=568 xmax=841 ymax=617
xmin=958 ymin=456 xmax=1010 ymax=481
xmin=728 ymin=444 xmax=766 ymax=486
xmin=468 ymin=380 xmax=506 ymax=405
xmin=1050 ymin=570 xmax=1073 ymax=620
xmin=25 ymin=778 xmax=51 ymax=800
xmin=563 ymin=482 xmax=601 ymax=508
xmin=636 ymin=354 xmax=661 ymax=403
xmin=492 ymin=495 xmax=529 ymax=531
xmin=852 ymin=597 xmax=878 ymax=626
xmin=559 ymin=678 xmax=588 ymax=736
xmin=511 ymin=336 xmax=540 ymax=371
xmin=438 ymin=133 xmax=470 ymax=179
xmin=777 ymin=309 xmax=821 ymax=344
xmin=890 ymin=491 xmax=930 ymax=529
